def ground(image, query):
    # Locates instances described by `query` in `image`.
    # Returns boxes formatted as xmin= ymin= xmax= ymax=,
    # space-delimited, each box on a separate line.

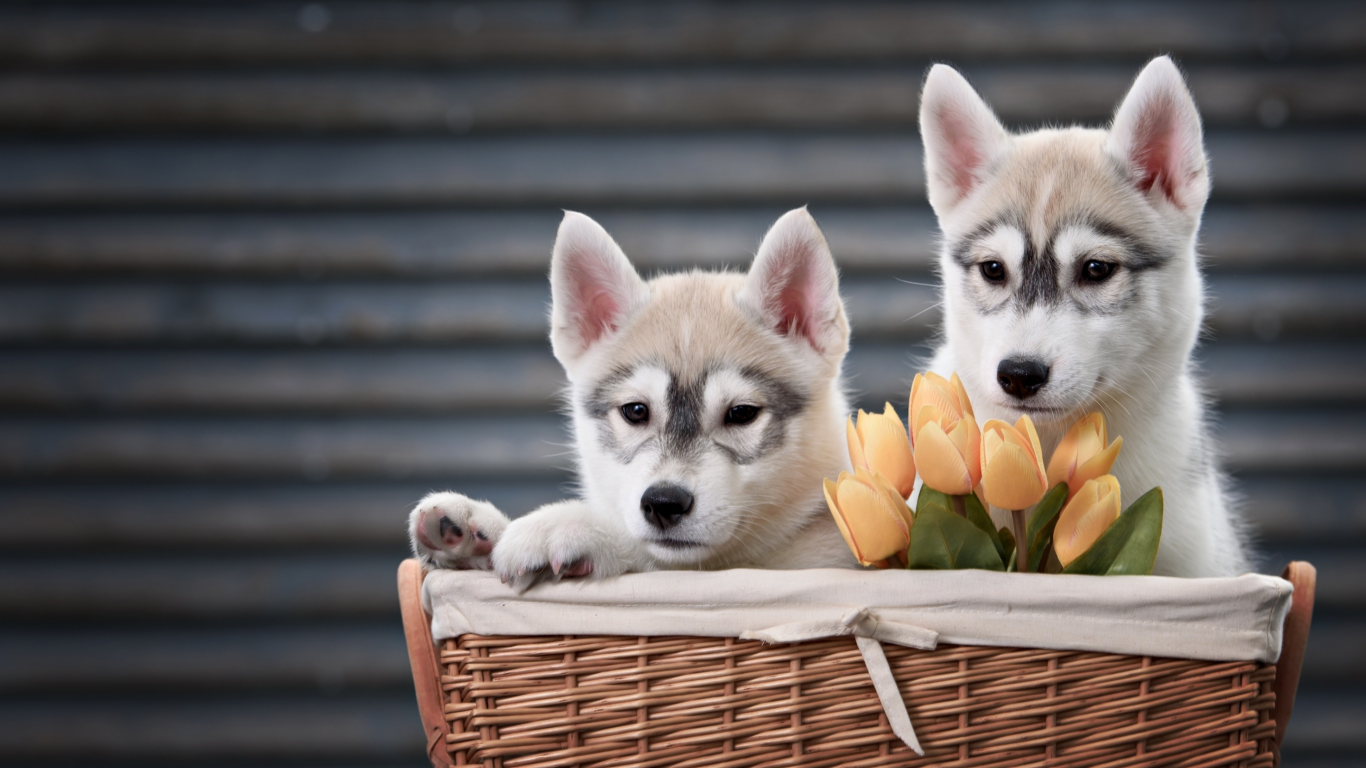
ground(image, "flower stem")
xmin=951 ymin=495 xmax=966 ymax=518
xmin=1012 ymin=509 xmax=1029 ymax=573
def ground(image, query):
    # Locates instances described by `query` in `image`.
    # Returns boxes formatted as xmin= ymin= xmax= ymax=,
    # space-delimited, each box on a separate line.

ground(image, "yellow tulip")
xmin=847 ymin=403 xmax=916 ymax=499
xmin=1053 ymin=475 xmax=1123 ymax=566
xmin=1047 ymin=412 xmax=1123 ymax=498
xmin=824 ymin=468 xmax=913 ymax=567
xmin=908 ymin=372 xmax=982 ymax=495
xmin=980 ymin=415 xmax=1049 ymax=510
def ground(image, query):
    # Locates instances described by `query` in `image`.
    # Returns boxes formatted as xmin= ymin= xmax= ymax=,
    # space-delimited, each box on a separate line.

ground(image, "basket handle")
xmin=398 ymin=559 xmax=455 ymax=768
xmin=1273 ymin=561 xmax=1316 ymax=757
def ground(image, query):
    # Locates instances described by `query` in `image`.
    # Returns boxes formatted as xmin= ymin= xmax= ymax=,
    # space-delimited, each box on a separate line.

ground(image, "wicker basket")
xmin=399 ymin=560 xmax=1315 ymax=768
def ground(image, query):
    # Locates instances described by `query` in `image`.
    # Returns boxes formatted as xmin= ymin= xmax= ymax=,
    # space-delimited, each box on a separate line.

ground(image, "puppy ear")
xmin=1105 ymin=56 xmax=1209 ymax=212
xmin=549 ymin=211 xmax=648 ymax=365
xmin=919 ymin=64 xmax=1009 ymax=216
xmin=737 ymin=207 xmax=848 ymax=362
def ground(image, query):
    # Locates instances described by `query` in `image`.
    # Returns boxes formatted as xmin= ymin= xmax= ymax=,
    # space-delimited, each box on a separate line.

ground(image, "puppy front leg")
xmin=408 ymin=491 xmax=511 ymax=571
xmin=493 ymin=499 xmax=640 ymax=591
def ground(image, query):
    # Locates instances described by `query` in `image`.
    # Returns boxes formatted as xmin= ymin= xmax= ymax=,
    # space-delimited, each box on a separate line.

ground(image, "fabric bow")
xmin=741 ymin=608 xmax=938 ymax=755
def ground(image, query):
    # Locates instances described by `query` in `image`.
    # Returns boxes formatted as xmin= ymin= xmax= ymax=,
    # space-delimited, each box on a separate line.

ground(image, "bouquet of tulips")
xmin=824 ymin=372 xmax=1163 ymax=575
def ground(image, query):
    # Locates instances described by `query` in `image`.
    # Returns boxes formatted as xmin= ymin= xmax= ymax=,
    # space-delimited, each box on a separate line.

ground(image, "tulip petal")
xmin=836 ymin=475 xmax=911 ymax=563
xmin=912 ymin=403 xmax=944 ymax=438
xmin=950 ymin=372 xmax=975 ymax=418
xmin=1054 ymin=475 xmax=1123 ymax=566
xmin=856 ymin=405 xmax=917 ymax=498
xmin=1047 ymin=412 xmax=1118 ymax=495
xmin=1046 ymin=424 xmax=1081 ymax=490
xmin=1015 ymin=414 xmax=1046 ymax=472
xmin=823 ymin=476 xmax=839 ymax=500
xmin=913 ymin=372 xmax=964 ymax=424
xmin=979 ymin=419 xmax=1014 ymax=466
xmin=1071 ymin=436 xmax=1123 ymax=495
xmin=982 ymin=425 xmax=1003 ymax=461
xmin=1088 ymin=412 xmax=1108 ymax=442
xmin=1002 ymin=423 xmax=1032 ymax=452
xmin=914 ymin=420 xmax=974 ymax=495
xmin=896 ymin=500 xmax=915 ymax=532
xmin=846 ymin=416 xmax=867 ymax=471
xmin=1077 ymin=420 xmax=1103 ymax=460
xmin=870 ymin=470 xmax=913 ymax=537
xmin=946 ymin=417 xmax=983 ymax=487
xmin=825 ymin=475 xmax=867 ymax=565
xmin=982 ymin=442 xmax=1048 ymax=510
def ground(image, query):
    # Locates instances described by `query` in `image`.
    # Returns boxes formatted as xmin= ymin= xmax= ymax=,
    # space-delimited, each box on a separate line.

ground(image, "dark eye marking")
xmin=980 ymin=260 xmax=1006 ymax=283
xmin=725 ymin=404 xmax=760 ymax=425
xmin=621 ymin=402 xmax=649 ymax=424
xmin=1079 ymin=259 xmax=1116 ymax=284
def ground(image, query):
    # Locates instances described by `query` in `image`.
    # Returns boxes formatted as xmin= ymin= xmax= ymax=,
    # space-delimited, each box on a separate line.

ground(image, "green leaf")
xmin=907 ymin=504 xmax=1006 ymax=571
xmin=1000 ymin=525 xmax=1018 ymax=571
xmin=1025 ymin=483 xmax=1069 ymax=573
xmin=999 ymin=526 xmax=1016 ymax=563
xmin=964 ymin=493 xmax=1007 ymax=563
xmin=916 ymin=485 xmax=953 ymax=518
xmin=1062 ymin=487 xmax=1164 ymax=576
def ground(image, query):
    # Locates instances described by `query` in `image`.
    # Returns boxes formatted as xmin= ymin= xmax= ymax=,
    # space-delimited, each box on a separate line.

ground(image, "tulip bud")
xmin=908 ymin=372 xmax=982 ymax=495
xmin=1047 ymin=412 xmax=1123 ymax=499
xmin=910 ymin=371 xmax=975 ymax=425
xmin=1053 ymin=475 xmax=1123 ymax=566
xmin=847 ymin=403 xmax=916 ymax=499
xmin=980 ymin=415 xmax=1049 ymax=510
xmin=823 ymin=468 xmax=913 ymax=567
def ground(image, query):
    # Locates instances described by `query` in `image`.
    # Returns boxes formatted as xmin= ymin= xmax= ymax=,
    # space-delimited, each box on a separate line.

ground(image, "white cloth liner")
xmin=424 ymin=568 xmax=1294 ymax=755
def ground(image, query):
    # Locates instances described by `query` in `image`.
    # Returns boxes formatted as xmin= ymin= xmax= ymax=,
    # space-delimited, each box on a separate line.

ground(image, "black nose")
xmin=641 ymin=484 xmax=694 ymax=530
xmin=997 ymin=358 xmax=1051 ymax=399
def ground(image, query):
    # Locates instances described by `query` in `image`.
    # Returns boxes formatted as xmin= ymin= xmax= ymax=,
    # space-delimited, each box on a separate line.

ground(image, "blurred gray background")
xmin=0 ymin=2 xmax=1363 ymax=767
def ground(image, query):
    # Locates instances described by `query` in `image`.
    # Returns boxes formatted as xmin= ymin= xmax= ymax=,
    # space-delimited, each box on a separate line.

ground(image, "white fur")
xmin=410 ymin=208 xmax=858 ymax=589
xmin=920 ymin=57 xmax=1249 ymax=577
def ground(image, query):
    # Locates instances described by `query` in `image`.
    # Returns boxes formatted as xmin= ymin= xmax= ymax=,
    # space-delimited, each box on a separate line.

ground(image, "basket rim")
xmin=420 ymin=566 xmax=1294 ymax=665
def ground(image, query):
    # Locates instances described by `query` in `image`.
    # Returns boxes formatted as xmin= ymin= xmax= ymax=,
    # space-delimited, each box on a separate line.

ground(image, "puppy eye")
xmin=1080 ymin=260 xmax=1116 ymax=283
xmin=725 ymin=405 xmax=760 ymax=425
xmin=979 ymin=260 xmax=1006 ymax=283
xmin=621 ymin=402 xmax=650 ymax=424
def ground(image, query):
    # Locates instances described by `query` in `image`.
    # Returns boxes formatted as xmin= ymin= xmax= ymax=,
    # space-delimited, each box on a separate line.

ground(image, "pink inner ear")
xmin=938 ymin=105 xmax=987 ymax=199
xmin=1125 ymin=94 xmax=1188 ymax=202
xmin=771 ymin=261 xmax=825 ymax=352
xmin=1125 ymin=90 xmax=1202 ymax=204
xmin=566 ymin=256 xmax=624 ymax=347
xmin=579 ymin=286 xmax=621 ymax=345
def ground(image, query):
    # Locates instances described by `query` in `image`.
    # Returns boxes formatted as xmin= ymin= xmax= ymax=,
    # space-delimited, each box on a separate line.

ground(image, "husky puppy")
xmin=919 ymin=57 xmax=1249 ymax=576
xmin=409 ymin=208 xmax=858 ymax=587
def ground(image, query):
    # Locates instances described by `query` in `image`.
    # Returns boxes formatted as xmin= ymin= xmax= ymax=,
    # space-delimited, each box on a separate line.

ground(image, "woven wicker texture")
xmin=438 ymin=634 xmax=1276 ymax=768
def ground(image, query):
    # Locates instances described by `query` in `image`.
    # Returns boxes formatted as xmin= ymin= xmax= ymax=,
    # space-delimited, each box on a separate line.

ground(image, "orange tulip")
xmin=1047 ymin=412 xmax=1123 ymax=498
xmin=824 ymin=468 xmax=913 ymax=567
xmin=908 ymin=372 xmax=982 ymax=495
xmin=980 ymin=415 xmax=1049 ymax=510
xmin=1053 ymin=475 xmax=1123 ymax=566
xmin=847 ymin=403 xmax=916 ymax=499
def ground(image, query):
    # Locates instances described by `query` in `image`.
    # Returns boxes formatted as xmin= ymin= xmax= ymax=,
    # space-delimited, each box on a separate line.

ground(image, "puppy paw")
xmin=492 ymin=501 xmax=629 ymax=591
xmin=408 ymin=492 xmax=510 ymax=571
